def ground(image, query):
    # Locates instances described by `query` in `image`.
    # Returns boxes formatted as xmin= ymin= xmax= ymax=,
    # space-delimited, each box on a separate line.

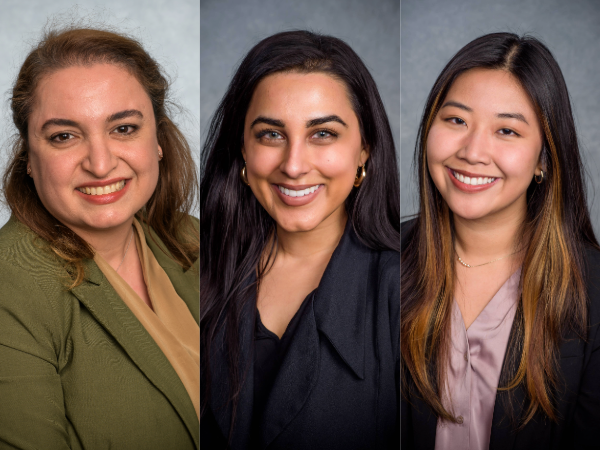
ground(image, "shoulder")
xmin=0 ymin=217 xmax=68 ymax=358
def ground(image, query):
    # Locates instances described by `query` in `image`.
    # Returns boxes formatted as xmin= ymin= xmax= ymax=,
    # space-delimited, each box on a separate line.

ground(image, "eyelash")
xmin=445 ymin=118 xmax=520 ymax=137
xmin=254 ymin=128 xmax=339 ymax=140
xmin=49 ymin=125 xmax=138 ymax=143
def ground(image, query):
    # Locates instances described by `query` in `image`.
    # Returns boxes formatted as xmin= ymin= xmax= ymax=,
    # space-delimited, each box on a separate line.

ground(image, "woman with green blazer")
xmin=0 ymin=26 xmax=199 ymax=449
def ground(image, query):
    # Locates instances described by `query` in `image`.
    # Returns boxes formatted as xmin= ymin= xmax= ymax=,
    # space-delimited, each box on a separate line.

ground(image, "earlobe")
xmin=360 ymin=146 xmax=370 ymax=165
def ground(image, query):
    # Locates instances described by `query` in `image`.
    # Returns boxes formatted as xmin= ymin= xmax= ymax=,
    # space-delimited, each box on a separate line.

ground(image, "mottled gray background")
xmin=0 ymin=0 xmax=199 ymax=226
xmin=200 ymin=0 xmax=400 ymax=160
xmin=401 ymin=0 xmax=600 ymax=235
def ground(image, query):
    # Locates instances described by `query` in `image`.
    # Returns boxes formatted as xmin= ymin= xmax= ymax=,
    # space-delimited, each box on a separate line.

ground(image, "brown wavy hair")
xmin=401 ymin=33 xmax=598 ymax=426
xmin=3 ymin=26 xmax=199 ymax=287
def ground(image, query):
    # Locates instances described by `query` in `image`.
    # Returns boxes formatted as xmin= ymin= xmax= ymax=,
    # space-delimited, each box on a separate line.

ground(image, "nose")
xmin=279 ymin=138 xmax=311 ymax=179
xmin=456 ymin=128 xmax=492 ymax=165
xmin=81 ymin=135 xmax=118 ymax=178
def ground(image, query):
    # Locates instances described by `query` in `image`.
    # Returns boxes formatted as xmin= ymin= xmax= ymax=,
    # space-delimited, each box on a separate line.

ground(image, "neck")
xmin=275 ymin=208 xmax=347 ymax=261
xmin=74 ymin=218 xmax=135 ymax=268
xmin=453 ymin=208 xmax=525 ymax=264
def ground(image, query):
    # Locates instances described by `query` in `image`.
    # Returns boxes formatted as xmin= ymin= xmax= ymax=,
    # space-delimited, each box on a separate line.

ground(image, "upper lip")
xmin=274 ymin=183 xmax=322 ymax=190
xmin=75 ymin=177 xmax=128 ymax=188
xmin=448 ymin=167 xmax=499 ymax=179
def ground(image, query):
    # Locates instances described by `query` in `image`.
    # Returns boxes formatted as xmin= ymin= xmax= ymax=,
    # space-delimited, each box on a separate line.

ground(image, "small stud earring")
xmin=158 ymin=150 xmax=163 ymax=160
xmin=27 ymin=167 xmax=32 ymax=175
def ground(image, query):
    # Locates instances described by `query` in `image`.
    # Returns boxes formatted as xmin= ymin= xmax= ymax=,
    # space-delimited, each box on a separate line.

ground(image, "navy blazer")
xmin=201 ymin=223 xmax=400 ymax=449
xmin=401 ymin=219 xmax=600 ymax=450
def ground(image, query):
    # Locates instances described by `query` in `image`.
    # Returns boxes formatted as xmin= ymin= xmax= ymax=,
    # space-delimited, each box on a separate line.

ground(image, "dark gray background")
xmin=0 ymin=0 xmax=199 ymax=225
xmin=401 ymin=0 xmax=600 ymax=235
xmin=200 ymin=0 xmax=400 ymax=160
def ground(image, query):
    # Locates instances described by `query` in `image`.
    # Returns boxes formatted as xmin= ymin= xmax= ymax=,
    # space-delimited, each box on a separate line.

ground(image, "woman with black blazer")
xmin=401 ymin=33 xmax=600 ymax=449
xmin=200 ymin=31 xmax=400 ymax=449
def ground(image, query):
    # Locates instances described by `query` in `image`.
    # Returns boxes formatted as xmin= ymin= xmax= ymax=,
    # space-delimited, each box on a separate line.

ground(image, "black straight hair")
xmin=200 ymin=30 xmax=399 ymax=437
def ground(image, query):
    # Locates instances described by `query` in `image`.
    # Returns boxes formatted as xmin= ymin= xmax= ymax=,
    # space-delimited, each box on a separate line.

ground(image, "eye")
xmin=311 ymin=129 xmax=337 ymax=139
xmin=113 ymin=125 xmax=137 ymax=135
xmin=446 ymin=117 xmax=466 ymax=126
xmin=256 ymin=129 xmax=285 ymax=142
xmin=50 ymin=132 xmax=74 ymax=143
xmin=498 ymin=128 xmax=519 ymax=136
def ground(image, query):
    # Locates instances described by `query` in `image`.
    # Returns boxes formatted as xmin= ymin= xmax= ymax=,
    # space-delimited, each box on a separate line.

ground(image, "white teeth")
xmin=278 ymin=184 xmax=321 ymax=198
xmin=77 ymin=180 xmax=126 ymax=196
xmin=452 ymin=171 xmax=495 ymax=186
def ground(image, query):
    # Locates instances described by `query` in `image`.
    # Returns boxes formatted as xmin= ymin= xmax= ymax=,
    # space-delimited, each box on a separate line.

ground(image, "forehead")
xmin=31 ymin=64 xmax=152 ymax=123
xmin=445 ymin=68 xmax=537 ymax=117
xmin=246 ymin=71 xmax=355 ymax=123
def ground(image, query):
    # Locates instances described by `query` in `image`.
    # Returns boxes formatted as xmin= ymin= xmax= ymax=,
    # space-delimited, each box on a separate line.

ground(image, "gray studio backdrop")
xmin=0 ymin=0 xmax=199 ymax=227
xmin=401 ymin=0 xmax=600 ymax=236
xmin=200 ymin=0 xmax=400 ymax=161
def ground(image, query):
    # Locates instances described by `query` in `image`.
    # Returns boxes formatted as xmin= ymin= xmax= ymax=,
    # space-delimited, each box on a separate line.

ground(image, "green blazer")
xmin=0 ymin=216 xmax=199 ymax=449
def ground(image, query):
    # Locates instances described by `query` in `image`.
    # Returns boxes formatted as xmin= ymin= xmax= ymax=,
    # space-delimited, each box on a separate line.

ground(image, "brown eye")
xmin=51 ymin=133 xmax=74 ymax=142
xmin=114 ymin=125 xmax=136 ymax=134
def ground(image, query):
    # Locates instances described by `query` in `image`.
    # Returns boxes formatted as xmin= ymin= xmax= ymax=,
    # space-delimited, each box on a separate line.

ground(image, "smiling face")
xmin=242 ymin=71 xmax=368 ymax=233
xmin=27 ymin=63 xmax=161 ymax=238
xmin=426 ymin=68 xmax=543 ymax=223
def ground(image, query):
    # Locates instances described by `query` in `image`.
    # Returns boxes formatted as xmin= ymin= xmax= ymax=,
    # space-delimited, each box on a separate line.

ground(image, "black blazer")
xmin=201 ymin=223 xmax=400 ymax=449
xmin=400 ymin=219 xmax=600 ymax=450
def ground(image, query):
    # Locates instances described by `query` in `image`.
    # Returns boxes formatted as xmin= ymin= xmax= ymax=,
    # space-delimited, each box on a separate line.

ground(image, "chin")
xmin=275 ymin=215 xmax=323 ymax=233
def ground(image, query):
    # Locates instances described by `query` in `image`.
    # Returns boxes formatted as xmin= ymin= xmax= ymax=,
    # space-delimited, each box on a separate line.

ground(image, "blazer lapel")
xmin=71 ymin=260 xmax=199 ymax=445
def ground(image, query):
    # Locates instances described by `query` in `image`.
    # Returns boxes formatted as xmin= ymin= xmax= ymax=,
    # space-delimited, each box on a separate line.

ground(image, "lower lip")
xmin=75 ymin=181 xmax=130 ymax=205
xmin=273 ymin=184 xmax=322 ymax=206
xmin=447 ymin=168 xmax=499 ymax=193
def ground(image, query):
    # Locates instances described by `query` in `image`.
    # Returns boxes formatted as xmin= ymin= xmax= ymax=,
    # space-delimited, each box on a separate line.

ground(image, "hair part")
xmin=4 ymin=26 xmax=199 ymax=286
xmin=401 ymin=32 xmax=598 ymax=425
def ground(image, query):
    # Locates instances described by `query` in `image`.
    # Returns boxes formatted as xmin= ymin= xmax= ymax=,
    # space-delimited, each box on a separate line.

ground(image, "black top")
xmin=400 ymin=218 xmax=600 ymax=450
xmin=201 ymin=221 xmax=400 ymax=449
xmin=252 ymin=291 xmax=313 ymax=441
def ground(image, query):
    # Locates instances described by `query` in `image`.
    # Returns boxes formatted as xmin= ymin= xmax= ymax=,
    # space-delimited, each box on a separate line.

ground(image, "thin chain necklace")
xmin=456 ymin=249 xmax=521 ymax=268
xmin=116 ymin=227 xmax=134 ymax=273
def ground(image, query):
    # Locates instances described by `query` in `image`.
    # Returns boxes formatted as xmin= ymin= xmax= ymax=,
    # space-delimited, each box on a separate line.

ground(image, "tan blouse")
xmin=94 ymin=219 xmax=200 ymax=419
xmin=435 ymin=269 xmax=520 ymax=450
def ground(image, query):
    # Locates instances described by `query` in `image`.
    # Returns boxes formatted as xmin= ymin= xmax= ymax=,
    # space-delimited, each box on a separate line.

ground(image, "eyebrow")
xmin=250 ymin=114 xmax=348 ymax=129
xmin=496 ymin=112 xmax=529 ymax=125
xmin=40 ymin=109 xmax=144 ymax=132
xmin=441 ymin=101 xmax=473 ymax=112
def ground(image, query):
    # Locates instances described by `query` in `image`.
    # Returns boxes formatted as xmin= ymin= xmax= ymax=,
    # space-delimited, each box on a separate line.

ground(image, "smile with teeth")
xmin=278 ymin=184 xmax=321 ymax=197
xmin=77 ymin=180 xmax=126 ymax=196
xmin=452 ymin=170 xmax=496 ymax=186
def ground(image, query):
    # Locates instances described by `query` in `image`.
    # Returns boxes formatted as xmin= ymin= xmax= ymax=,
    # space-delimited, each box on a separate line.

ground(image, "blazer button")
xmin=456 ymin=415 xmax=464 ymax=424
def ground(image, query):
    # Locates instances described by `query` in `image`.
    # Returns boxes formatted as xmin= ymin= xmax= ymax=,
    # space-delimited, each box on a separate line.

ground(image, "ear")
xmin=241 ymin=145 xmax=247 ymax=162
xmin=158 ymin=144 xmax=164 ymax=160
xmin=360 ymin=145 xmax=370 ymax=166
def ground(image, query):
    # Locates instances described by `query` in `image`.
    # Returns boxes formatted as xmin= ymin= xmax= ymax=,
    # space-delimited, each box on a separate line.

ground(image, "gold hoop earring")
xmin=354 ymin=164 xmax=366 ymax=187
xmin=240 ymin=163 xmax=249 ymax=186
xmin=534 ymin=170 xmax=544 ymax=184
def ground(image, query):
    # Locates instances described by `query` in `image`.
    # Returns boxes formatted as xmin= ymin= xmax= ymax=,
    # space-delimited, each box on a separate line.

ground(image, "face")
xmin=27 ymin=63 xmax=161 ymax=238
xmin=242 ymin=72 xmax=368 ymax=233
xmin=426 ymin=68 xmax=543 ymax=223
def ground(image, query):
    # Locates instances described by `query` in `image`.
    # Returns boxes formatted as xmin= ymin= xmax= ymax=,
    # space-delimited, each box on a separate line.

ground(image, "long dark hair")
xmin=401 ymin=32 xmax=598 ymax=425
xmin=201 ymin=30 xmax=399 ymax=435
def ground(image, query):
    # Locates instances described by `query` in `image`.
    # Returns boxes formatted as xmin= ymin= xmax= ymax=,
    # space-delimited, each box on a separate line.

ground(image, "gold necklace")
xmin=456 ymin=249 xmax=521 ymax=268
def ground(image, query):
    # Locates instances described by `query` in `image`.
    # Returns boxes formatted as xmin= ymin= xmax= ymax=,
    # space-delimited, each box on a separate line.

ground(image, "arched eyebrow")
xmin=306 ymin=115 xmax=347 ymax=128
xmin=250 ymin=115 xmax=348 ymax=129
